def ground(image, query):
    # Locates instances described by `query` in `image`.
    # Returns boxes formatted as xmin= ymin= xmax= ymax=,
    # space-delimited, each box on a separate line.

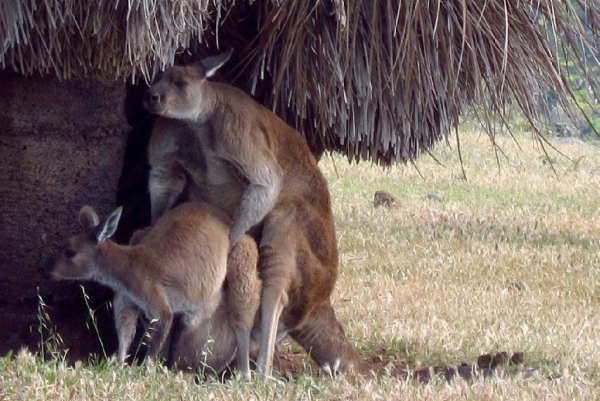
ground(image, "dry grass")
xmin=3 ymin=129 xmax=600 ymax=399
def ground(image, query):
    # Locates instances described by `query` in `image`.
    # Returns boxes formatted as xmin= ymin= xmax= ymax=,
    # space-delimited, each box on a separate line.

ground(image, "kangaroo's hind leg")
xmin=254 ymin=209 xmax=300 ymax=378
xmin=113 ymin=293 xmax=140 ymax=364
xmin=289 ymin=301 xmax=372 ymax=377
xmin=225 ymin=234 xmax=262 ymax=380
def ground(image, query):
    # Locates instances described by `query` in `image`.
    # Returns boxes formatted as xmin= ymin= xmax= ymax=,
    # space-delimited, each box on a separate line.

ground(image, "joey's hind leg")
xmin=226 ymin=235 xmax=261 ymax=379
xmin=113 ymin=294 xmax=140 ymax=364
xmin=143 ymin=289 xmax=175 ymax=362
xmin=148 ymin=163 xmax=186 ymax=222
xmin=289 ymin=301 xmax=372 ymax=377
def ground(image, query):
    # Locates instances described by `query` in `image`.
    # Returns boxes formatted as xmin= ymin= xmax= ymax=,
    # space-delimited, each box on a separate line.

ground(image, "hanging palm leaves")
xmin=1 ymin=0 xmax=598 ymax=164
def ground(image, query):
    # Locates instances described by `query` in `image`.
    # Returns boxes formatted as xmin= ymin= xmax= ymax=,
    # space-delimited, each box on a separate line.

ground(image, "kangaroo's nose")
xmin=146 ymin=91 xmax=160 ymax=105
xmin=143 ymin=90 xmax=162 ymax=112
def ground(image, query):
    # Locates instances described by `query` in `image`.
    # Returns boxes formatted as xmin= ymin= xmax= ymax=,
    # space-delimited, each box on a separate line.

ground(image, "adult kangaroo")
xmin=144 ymin=50 xmax=371 ymax=377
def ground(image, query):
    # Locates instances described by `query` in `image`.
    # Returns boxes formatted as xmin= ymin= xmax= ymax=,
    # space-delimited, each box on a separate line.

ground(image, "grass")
xmin=3 ymin=129 xmax=600 ymax=399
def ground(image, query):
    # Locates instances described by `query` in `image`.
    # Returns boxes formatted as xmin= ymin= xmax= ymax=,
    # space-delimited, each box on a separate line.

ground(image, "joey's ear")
xmin=200 ymin=49 xmax=233 ymax=78
xmin=79 ymin=206 xmax=100 ymax=230
xmin=95 ymin=207 xmax=122 ymax=244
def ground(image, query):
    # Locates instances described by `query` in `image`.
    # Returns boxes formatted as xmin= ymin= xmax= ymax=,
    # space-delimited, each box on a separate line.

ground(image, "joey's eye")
xmin=174 ymin=81 xmax=187 ymax=89
xmin=63 ymin=249 xmax=76 ymax=258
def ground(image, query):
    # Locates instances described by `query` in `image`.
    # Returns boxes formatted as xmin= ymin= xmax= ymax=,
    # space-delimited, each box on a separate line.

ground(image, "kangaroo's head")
xmin=144 ymin=50 xmax=233 ymax=121
xmin=42 ymin=206 xmax=122 ymax=281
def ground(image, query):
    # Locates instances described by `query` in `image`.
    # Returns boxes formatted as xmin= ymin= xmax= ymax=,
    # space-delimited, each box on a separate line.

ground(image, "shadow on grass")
xmin=269 ymin=343 xmax=550 ymax=384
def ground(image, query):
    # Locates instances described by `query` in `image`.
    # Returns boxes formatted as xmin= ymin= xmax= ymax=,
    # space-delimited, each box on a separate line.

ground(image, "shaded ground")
xmin=271 ymin=345 xmax=541 ymax=383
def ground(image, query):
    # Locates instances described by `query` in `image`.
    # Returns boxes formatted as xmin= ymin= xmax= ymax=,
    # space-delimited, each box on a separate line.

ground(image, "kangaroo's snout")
xmin=144 ymin=90 xmax=161 ymax=111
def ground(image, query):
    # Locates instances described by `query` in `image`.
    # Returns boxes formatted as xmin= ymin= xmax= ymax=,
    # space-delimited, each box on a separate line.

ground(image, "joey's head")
xmin=144 ymin=49 xmax=233 ymax=121
xmin=42 ymin=206 xmax=122 ymax=282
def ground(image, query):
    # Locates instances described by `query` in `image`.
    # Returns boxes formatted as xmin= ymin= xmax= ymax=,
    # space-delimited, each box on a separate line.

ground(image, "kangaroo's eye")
xmin=63 ymin=249 xmax=76 ymax=258
xmin=174 ymin=81 xmax=187 ymax=89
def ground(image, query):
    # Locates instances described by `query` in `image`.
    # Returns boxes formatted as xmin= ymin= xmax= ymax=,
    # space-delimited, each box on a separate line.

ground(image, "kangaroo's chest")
xmin=197 ymin=132 xmax=246 ymax=218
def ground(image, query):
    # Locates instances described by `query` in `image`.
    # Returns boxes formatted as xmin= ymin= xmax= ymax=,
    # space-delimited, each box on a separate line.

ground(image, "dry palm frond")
xmin=1 ymin=0 xmax=598 ymax=164
xmin=247 ymin=0 xmax=600 ymax=164
xmin=0 ymin=0 xmax=223 ymax=80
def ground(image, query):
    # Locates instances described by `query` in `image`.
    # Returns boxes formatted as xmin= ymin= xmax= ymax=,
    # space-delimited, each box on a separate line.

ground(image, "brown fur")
xmin=43 ymin=202 xmax=261 ymax=379
xmin=144 ymin=51 xmax=371 ymax=377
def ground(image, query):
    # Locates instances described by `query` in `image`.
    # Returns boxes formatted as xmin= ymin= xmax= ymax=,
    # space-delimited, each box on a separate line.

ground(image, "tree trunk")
xmin=0 ymin=71 xmax=129 ymax=361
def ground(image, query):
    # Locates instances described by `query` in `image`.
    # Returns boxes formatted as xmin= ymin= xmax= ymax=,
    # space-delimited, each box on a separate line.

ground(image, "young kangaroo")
xmin=144 ymin=51 xmax=371 ymax=377
xmin=43 ymin=202 xmax=261 ymax=379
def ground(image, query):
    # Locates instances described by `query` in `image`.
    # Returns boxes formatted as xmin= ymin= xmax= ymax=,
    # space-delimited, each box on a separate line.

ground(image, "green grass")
xmin=3 ymin=130 xmax=600 ymax=399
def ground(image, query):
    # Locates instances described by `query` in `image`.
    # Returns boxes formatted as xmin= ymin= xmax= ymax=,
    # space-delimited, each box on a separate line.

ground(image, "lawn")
xmin=2 ymin=129 xmax=600 ymax=400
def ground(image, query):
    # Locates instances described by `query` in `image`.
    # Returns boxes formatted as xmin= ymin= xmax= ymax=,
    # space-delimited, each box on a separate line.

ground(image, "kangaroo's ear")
xmin=79 ymin=206 xmax=99 ymax=230
xmin=200 ymin=49 xmax=233 ymax=78
xmin=96 ymin=207 xmax=122 ymax=244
